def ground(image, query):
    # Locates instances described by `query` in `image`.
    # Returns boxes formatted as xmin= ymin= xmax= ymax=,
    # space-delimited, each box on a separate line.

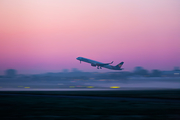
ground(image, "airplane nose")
xmin=76 ymin=57 xmax=80 ymax=60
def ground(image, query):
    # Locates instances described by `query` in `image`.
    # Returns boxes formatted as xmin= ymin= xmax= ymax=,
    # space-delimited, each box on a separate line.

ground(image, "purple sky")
xmin=0 ymin=0 xmax=180 ymax=74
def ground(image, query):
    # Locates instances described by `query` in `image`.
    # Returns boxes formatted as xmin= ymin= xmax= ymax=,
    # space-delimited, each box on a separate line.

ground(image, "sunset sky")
xmin=0 ymin=0 xmax=180 ymax=74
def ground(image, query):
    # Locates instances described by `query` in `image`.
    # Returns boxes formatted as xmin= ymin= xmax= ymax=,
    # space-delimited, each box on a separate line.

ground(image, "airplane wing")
xmin=96 ymin=61 xmax=113 ymax=66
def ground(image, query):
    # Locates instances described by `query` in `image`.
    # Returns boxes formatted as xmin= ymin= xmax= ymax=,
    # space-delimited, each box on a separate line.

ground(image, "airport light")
xmin=24 ymin=87 xmax=30 ymax=88
xmin=69 ymin=86 xmax=75 ymax=88
xmin=110 ymin=86 xmax=120 ymax=88
xmin=87 ymin=86 xmax=94 ymax=88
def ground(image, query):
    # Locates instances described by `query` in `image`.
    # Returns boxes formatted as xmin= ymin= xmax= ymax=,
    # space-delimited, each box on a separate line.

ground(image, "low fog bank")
xmin=0 ymin=72 xmax=179 ymax=90
xmin=1 ymin=67 xmax=180 ymax=90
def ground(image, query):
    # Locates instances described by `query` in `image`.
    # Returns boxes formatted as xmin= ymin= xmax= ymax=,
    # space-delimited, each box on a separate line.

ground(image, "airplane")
xmin=76 ymin=57 xmax=124 ymax=70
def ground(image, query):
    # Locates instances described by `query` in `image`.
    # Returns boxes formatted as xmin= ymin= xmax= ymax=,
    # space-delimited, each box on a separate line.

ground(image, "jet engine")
xmin=91 ymin=63 xmax=96 ymax=67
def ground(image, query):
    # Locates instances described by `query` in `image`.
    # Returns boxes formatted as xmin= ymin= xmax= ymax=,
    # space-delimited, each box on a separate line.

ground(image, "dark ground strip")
xmin=1 ymin=93 xmax=180 ymax=103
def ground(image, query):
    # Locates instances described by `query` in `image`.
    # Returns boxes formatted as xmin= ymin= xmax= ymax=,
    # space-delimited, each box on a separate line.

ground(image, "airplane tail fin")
xmin=116 ymin=62 xmax=124 ymax=68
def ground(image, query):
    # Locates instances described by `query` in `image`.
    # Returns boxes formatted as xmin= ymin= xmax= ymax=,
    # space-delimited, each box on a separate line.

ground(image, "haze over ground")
xmin=0 ymin=0 xmax=180 ymax=74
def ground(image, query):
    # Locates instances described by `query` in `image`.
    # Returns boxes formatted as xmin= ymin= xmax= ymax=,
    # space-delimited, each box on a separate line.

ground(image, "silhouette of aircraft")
xmin=76 ymin=57 xmax=124 ymax=70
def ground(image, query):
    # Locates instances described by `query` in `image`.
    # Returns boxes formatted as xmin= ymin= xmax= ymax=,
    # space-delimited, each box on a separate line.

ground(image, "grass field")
xmin=0 ymin=90 xmax=180 ymax=120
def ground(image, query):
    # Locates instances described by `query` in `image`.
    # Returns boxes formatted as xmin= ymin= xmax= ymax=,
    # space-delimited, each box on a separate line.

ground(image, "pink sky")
xmin=0 ymin=0 xmax=180 ymax=74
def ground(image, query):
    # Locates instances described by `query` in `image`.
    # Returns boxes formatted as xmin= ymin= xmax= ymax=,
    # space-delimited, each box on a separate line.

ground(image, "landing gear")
xmin=97 ymin=66 xmax=102 ymax=69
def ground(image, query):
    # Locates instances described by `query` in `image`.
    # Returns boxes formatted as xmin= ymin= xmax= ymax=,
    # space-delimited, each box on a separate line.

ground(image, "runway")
xmin=1 ymin=93 xmax=180 ymax=103
xmin=0 ymin=87 xmax=177 ymax=91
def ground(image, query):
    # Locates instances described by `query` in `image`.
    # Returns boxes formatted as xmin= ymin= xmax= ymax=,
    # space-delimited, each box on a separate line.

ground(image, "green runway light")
xmin=69 ymin=86 xmax=75 ymax=88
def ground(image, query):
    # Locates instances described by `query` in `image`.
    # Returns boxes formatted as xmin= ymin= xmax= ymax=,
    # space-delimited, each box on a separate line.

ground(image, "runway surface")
xmin=0 ymin=87 xmax=177 ymax=91
xmin=1 ymin=93 xmax=180 ymax=103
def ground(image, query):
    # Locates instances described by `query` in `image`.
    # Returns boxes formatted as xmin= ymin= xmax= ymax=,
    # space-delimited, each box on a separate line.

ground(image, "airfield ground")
xmin=0 ymin=89 xmax=180 ymax=120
